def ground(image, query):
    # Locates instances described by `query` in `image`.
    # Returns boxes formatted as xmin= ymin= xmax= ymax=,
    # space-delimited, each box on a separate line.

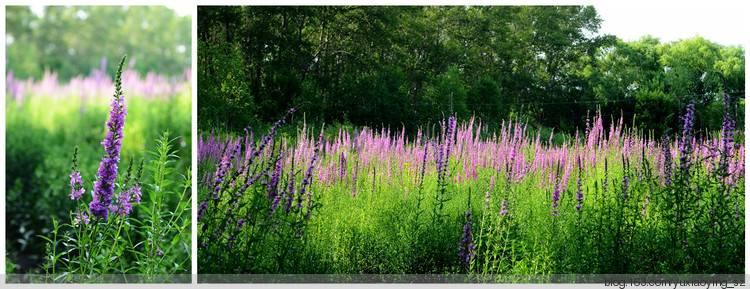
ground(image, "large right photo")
xmin=195 ymin=5 xmax=745 ymax=281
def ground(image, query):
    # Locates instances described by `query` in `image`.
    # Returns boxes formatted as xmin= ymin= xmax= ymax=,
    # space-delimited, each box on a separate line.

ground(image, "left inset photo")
xmin=5 ymin=6 xmax=192 ymax=283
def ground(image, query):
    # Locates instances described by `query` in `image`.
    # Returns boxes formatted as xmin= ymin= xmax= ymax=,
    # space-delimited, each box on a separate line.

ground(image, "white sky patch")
xmin=27 ymin=5 xmax=191 ymax=18
xmin=75 ymin=9 xmax=88 ymax=20
xmin=30 ymin=5 xmax=44 ymax=18
xmin=165 ymin=4 xmax=193 ymax=17
xmin=594 ymin=3 xmax=747 ymax=47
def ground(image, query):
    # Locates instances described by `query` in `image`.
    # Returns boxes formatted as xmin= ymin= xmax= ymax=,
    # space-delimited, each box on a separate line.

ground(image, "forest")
xmin=197 ymin=6 xmax=744 ymax=138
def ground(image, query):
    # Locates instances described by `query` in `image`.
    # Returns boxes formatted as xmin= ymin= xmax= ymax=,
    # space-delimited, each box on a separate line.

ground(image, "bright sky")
xmin=593 ymin=2 xmax=748 ymax=47
xmin=22 ymin=2 xmax=745 ymax=48
xmin=165 ymin=4 xmax=193 ymax=17
xmin=29 ymin=4 xmax=193 ymax=18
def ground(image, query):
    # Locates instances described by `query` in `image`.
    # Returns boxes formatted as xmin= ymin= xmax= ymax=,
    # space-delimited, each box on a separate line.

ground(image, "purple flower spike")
xmin=551 ymin=188 xmax=561 ymax=216
xmin=90 ymin=55 xmax=128 ymax=220
xmin=575 ymin=177 xmax=583 ymax=212
xmin=678 ymin=101 xmax=695 ymax=174
xmin=661 ymin=136 xmax=672 ymax=187
xmin=73 ymin=211 xmax=90 ymax=227
xmin=719 ymin=93 xmax=736 ymax=183
xmin=69 ymin=171 xmax=84 ymax=200
xmin=111 ymin=188 xmax=133 ymax=217
xmin=93 ymin=93 xmax=126 ymax=202
xmin=70 ymin=188 xmax=84 ymax=200
xmin=621 ymin=175 xmax=631 ymax=200
xmin=198 ymin=201 xmax=208 ymax=220
xmin=458 ymin=209 xmax=475 ymax=266
xmin=602 ymin=177 xmax=609 ymax=193
xmin=131 ymin=184 xmax=142 ymax=204
xmin=89 ymin=201 xmax=109 ymax=220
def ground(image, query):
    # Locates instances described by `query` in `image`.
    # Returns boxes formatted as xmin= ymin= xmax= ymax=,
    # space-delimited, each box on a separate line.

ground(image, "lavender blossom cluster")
xmin=67 ymin=55 xmax=142 ymax=222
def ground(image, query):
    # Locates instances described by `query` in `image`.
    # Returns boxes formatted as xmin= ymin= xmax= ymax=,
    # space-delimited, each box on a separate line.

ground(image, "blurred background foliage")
xmin=6 ymin=5 xmax=191 ymax=81
xmin=5 ymin=6 xmax=191 ymax=274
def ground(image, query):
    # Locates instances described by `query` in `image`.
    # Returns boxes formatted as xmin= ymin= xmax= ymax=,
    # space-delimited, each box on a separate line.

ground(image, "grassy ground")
xmin=6 ymin=86 xmax=191 ymax=274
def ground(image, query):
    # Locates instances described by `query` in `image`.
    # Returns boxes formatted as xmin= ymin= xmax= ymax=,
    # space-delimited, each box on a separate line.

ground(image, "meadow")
xmin=197 ymin=99 xmax=744 ymax=275
xmin=6 ymin=58 xmax=192 ymax=278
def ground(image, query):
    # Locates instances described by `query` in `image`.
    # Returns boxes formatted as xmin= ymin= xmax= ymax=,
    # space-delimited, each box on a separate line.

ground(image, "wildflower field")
xmin=6 ymin=56 xmax=192 ymax=279
xmin=198 ymin=100 xmax=744 ymax=275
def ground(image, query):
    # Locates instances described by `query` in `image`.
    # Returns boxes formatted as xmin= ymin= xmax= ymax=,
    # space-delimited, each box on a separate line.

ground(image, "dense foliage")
xmin=33 ymin=56 xmax=191 ymax=282
xmin=5 ymin=63 xmax=192 ymax=276
xmin=198 ymin=6 xmax=744 ymax=137
xmin=6 ymin=6 xmax=191 ymax=81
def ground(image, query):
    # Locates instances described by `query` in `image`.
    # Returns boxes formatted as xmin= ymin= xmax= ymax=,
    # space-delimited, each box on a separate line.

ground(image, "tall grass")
xmin=198 ymin=102 xmax=743 ymax=274
xmin=5 ymin=56 xmax=191 ymax=277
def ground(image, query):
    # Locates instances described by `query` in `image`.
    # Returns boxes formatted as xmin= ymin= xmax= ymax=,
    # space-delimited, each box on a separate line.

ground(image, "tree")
xmin=468 ymin=75 xmax=504 ymax=123
xmin=196 ymin=6 xmax=743 ymax=138
xmin=424 ymin=65 xmax=468 ymax=121
xmin=6 ymin=6 xmax=191 ymax=81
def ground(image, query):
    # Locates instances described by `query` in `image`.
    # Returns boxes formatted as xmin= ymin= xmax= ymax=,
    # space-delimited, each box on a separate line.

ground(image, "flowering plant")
xmin=38 ymin=55 xmax=191 ymax=282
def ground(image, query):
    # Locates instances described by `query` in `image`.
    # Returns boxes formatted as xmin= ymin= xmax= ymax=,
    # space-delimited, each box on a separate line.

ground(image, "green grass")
xmin=198 ymin=113 xmax=744 ymax=274
xmin=6 ymin=88 xmax=191 ymax=274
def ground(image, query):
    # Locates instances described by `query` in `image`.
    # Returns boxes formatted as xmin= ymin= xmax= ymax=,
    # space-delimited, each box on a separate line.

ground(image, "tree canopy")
xmin=198 ymin=6 xmax=744 ymax=137
xmin=6 ymin=6 xmax=191 ymax=81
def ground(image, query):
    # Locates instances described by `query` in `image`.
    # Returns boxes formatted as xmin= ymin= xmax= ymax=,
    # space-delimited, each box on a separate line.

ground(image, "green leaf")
xmin=140 ymin=205 xmax=153 ymax=216
xmin=53 ymin=272 xmax=70 ymax=282
xmin=129 ymin=250 xmax=148 ymax=259
xmin=128 ymin=218 xmax=144 ymax=226
xmin=38 ymin=235 xmax=54 ymax=244
xmin=122 ymin=266 xmax=140 ymax=274
xmin=133 ymin=240 xmax=147 ymax=249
